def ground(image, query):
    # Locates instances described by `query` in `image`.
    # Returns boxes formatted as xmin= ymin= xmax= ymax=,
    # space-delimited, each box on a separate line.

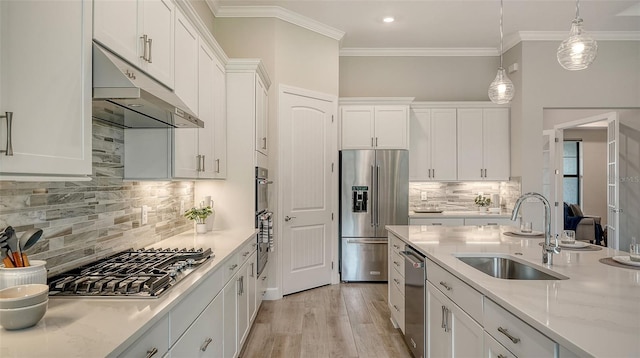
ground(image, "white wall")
xmin=339 ymin=56 xmax=498 ymax=100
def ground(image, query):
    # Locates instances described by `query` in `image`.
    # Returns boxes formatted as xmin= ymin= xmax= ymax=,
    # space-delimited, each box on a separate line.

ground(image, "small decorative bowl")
xmin=0 ymin=299 xmax=48 ymax=330
xmin=0 ymin=284 xmax=49 ymax=309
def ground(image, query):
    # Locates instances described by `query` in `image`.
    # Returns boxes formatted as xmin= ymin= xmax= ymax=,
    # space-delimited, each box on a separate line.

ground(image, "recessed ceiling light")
xmin=383 ymin=17 xmax=394 ymax=23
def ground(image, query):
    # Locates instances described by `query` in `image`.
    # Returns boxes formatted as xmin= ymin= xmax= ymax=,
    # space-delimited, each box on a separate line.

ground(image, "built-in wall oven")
xmin=255 ymin=167 xmax=272 ymax=277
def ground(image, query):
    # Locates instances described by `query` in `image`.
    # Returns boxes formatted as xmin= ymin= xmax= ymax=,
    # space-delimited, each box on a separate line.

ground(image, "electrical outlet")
xmin=421 ymin=192 xmax=428 ymax=201
xmin=141 ymin=205 xmax=148 ymax=225
xmin=180 ymin=200 xmax=185 ymax=214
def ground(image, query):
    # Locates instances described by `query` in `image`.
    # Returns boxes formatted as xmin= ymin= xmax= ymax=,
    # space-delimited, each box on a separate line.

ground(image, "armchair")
xmin=564 ymin=203 xmax=604 ymax=245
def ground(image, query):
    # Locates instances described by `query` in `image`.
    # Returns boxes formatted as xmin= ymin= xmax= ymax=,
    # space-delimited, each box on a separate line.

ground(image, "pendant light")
xmin=557 ymin=0 xmax=597 ymax=70
xmin=488 ymin=0 xmax=514 ymax=104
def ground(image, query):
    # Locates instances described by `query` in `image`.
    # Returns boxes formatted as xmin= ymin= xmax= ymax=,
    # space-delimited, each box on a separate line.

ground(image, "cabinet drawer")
xmin=485 ymin=331 xmax=517 ymax=358
xmin=426 ymin=259 xmax=483 ymax=323
xmin=223 ymin=251 xmax=242 ymax=282
xmin=484 ymin=299 xmax=556 ymax=358
xmin=389 ymin=233 xmax=405 ymax=257
xmin=389 ymin=283 xmax=405 ymax=333
xmin=410 ymin=218 xmax=464 ymax=226
xmin=119 ymin=315 xmax=169 ymax=358
xmin=390 ymin=250 xmax=404 ymax=274
xmin=465 ymin=218 xmax=516 ymax=226
xmin=390 ymin=265 xmax=405 ymax=296
xmin=238 ymin=238 xmax=257 ymax=266
xmin=170 ymin=267 xmax=224 ymax=345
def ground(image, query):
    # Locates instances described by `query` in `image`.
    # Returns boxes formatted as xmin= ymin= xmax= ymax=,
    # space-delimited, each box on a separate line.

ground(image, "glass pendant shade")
xmin=557 ymin=18 xmax=597 ymax=70
xmin=488 ymin=67 xmax=515 ymax=104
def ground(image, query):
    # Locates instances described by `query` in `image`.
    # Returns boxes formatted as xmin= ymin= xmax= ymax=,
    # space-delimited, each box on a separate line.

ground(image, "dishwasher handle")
xmin=399 ymin=250 xmax=425 ymax=268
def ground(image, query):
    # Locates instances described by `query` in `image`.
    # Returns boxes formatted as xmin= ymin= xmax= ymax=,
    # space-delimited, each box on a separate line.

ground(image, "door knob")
xmin=284 ymin=216 xmax=296 ymax=222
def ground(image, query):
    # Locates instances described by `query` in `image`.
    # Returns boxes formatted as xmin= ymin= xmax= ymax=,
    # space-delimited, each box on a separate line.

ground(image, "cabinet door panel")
xmin=409 ymin=109 xmax=431 ymax=180
xmin=173 ymin=128 xmax=199 ymax=178
xmin=374 ymin=106 xmax=408 ymax=149
xmin=428 ymin=282 xmax=451 ymax=358
xmin=255 ymin=77 xmax=268 ymax=155
xmin=223 ymin=275 xmax=238 ymax=358
xmin=482 ymin=108 xmax=510 ymax=180
xmin=212 ymin=57 xmax=227 ymax=178
xmin=141 ymin=0 xmax=174 ymax=87
xmin=431 ymin=109 xmax=457 ymax=180
xmin=457 ymin=109 xmax=484 ymax=180
xmin=340 ymin=106 xmax=375 ymax=149
xmin=93 ymin=0 xmax=139 ymax=65
xmin=450 ymin=300 xmax=483 ymax=357
xmin=0 ymin=0 xmax=91 ymax=177
xmin=197 ymin=40 xmax=216 ymax=179
xmin=170 ymin=293 xmax=223 ymax=358
xmin=174 ymin=10 xmax=198 ymax=114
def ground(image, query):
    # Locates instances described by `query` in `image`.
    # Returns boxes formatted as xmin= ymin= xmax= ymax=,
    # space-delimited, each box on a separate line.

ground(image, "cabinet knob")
xmin=145 ymin=348 xmax=158 ymax=358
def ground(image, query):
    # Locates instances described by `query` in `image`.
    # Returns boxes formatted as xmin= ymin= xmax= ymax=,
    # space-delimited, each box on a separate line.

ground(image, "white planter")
xmin=195 ymin=223 xmax=207 ymax=234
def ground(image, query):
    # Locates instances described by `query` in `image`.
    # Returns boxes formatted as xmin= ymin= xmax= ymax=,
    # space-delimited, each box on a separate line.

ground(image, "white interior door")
xmin=607 ymin=114 xmax=620 ymax=249
xmin=280 ymin=87 xmax=336 ymax=296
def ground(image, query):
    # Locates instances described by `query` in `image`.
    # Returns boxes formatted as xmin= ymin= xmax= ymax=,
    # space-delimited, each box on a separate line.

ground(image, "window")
xmin=563 ymin=141 xmax=581 ymax=205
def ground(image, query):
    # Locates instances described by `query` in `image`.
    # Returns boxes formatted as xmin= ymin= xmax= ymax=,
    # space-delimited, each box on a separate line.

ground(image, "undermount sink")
xmin=455 ymin=254 xmax=569 ymax=280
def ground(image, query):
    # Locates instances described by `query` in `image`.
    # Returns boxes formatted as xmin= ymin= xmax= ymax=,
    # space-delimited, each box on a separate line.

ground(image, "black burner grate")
xmin=47 ymin=248 xmax=212 ymax=298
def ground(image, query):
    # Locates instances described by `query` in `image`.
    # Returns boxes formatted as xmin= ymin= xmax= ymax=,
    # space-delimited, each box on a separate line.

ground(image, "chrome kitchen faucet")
xmin=511 ymin=192 xmax=561 ymax=265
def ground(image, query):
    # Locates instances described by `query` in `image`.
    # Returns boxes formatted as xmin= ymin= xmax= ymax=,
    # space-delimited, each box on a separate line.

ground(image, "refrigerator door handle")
xmin=370 ymin=164 xmax=375 ymax=227
xmin=346 ymin=239 xmax=387 ymax=244
xmin=376 ymin=165 xmax=380 ymax=227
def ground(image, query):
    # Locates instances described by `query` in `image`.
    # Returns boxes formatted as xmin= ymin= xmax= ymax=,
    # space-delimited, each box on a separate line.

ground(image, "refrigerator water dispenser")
xmin=352 ymin=186 xmax=368 ymax=212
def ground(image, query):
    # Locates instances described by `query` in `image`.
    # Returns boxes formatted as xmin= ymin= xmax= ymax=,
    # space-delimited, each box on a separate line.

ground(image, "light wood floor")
xmin=239 ymin=283 xmax=413 ymax=358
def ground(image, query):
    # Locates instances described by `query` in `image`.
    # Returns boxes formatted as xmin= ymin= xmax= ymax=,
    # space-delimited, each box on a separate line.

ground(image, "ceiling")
xmin=210 ymin=0 xmax=640 ymax=55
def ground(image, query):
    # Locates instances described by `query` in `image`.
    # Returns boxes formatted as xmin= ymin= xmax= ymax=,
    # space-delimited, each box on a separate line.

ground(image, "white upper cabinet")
xmin=255 ymin=76 xmax=268 ymax=156
xmin=211 ymin=55 xmax=228 ymax=178
xmin=174 ymin=9 xmax=199 ymax=115
xmin=94 ymin=0 xmax=174 ymax=88
xmin=457 ymin=108 xmax=510 ymax=181
xmin=0 ymin=0 xmax=92 ymax=180
xmin=340 ymin=99 xmax=412 ymax=150
xmin=409 ymin=108 xmax=457 ymax=181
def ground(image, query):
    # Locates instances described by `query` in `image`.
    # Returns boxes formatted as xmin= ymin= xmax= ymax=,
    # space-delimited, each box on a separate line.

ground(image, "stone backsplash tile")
xmin=0 ymin=121 xmax=195 ymax=276
xmin=410 ymin=179 xmax=521 ymax=211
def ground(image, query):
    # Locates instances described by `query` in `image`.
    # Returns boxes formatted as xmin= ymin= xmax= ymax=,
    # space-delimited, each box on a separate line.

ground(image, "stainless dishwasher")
xmin=400 ymin=246 xmax=426 ymax=358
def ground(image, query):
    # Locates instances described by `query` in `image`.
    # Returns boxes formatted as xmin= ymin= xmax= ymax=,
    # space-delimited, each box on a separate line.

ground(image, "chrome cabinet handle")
xmin=0 ymin=112 xmax=13 ymax=156
xmin=444 ymin=307 xmax=450 ymax=332
xmin=147 ymin=37 xmax=152 ymax=63
xmin=428 ymin=168 xmax=431 ymax=178
xmin=200 ymin=337 xmax=213 ymax=352
xmin=393 ymin=260 xmax=400 ymax=267
xmin=441 ymin=305 xmax=446 ymax=329
xmin=140 ymin=34 xmax=149 ymax=61
xmin=393 ymin=304 xmax=399 ymax=312
xmin=284 ymin=216 xmax=296 ymax=222
xmin=393 ymin=278 xmax=400 ymax=285
xmin=497 ymin=327 xmax=521 ymax=344
xmin=196 ymin=155 xmax=201 ymax=171
xmin=215 ymin=159 xmax=220 ymax=173
xmin=243 ymin=251 xmax=250 ymax=257
xmin=262 ymin=276 xmax=267 ymax=281
xmin=201 ymin=155 xmax=205 ymax=171
xmin=229 ymin=264 xmax=238 ymax=270
xmin=262 ymin=137 xmax=267 ymax=149
xmin=392 ymin=244 xmax=400 ymax=249
xmin=375 ymin=137 xmax=378 ymax=147
xmin=497 ymin=355 xmax=507 ymax=358
xmin=250 ymin=263 xmax=254 ymax=277
xmin=371 ymin=137 xmax=374 ymax=147
xmin=439 ymin=281 xmax=452 ymax=291
xmin=145 ymin=347 xmax=158 ymax=358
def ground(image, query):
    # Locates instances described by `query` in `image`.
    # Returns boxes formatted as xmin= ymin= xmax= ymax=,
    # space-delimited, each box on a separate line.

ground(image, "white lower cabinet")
xmin=388 ymin=232 xmax=406 ymax=332
xmin=119 ymin=315 xmax=170 ymax=358
xmin=410 ymin=217 xmax=516 ymax=227
xmin=427 ymin=281 xmax=483 ymax=358
xmin=410 ymin=218 xmax=464 ymax=227
xmin=170 ymin=292 xmax=223 ymax=357
xmin=247 ymin=251 xmax=258 ymax=323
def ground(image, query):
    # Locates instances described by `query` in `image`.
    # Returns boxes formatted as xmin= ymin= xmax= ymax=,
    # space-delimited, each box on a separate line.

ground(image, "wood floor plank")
xmin=240 ymin=283 xmax=412 ymax=358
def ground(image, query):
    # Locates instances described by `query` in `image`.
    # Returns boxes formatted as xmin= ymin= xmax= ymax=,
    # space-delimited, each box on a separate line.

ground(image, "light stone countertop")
xmin=409 ymin=210 xmax=513 ymax=219
xmin=386 ymin=225 xmax=640 ymax=358
xmin=0 ymin=228 xmax=257 ymax=358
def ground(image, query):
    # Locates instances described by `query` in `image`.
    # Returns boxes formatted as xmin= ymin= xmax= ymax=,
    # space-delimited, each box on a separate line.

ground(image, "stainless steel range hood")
xmin=92 ymin=42 xmax=203 ymax=129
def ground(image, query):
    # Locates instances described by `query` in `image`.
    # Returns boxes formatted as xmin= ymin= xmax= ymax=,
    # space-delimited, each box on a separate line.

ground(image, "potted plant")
xmin=184 ymin=206 xmax=213 ymax=234
xmin=474 ymin=195 xmax=491 ymax=212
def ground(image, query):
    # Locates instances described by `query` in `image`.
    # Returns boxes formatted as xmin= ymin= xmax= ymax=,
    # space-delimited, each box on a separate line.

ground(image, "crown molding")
xmin=226 ymin=59 xmax=272 ymax=88
xmin=340 ymin=47 xmax=498 ymax=57
xmin=339 ymin=97 xmax=415 ymax=106
xmin=214 ymin=5 xmax=345 ymax=42
xmin=504 ymin=30 xmax=640 ymax=52
xmin=205 ymin=0 xmax=220 ymax=16
xmin=175 ymin=0 xmax=229 ymax=64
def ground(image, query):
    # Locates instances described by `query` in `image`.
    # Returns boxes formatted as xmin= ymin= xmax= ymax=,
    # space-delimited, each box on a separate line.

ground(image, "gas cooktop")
xmin=47 ymin=247 xmax=212 ymax=298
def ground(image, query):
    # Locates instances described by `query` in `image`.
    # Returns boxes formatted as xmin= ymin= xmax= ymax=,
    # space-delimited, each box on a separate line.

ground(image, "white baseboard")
xmin=263 ymin=287 xmax=281 ymax=301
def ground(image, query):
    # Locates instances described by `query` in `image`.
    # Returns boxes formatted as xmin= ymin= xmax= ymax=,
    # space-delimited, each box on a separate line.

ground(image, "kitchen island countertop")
xmin=386 ymin=224 xmax=640 ymax=358
xmin=0 ymin=228 xmax=257 ymax=357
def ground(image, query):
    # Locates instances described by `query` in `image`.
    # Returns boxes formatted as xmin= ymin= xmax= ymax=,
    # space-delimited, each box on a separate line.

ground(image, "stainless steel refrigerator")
xmin=340 ymin=150 xmax=408 ymax=282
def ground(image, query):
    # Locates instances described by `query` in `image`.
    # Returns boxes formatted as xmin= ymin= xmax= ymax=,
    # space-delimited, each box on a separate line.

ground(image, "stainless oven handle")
xmin=399 ymin=250 xmax=424 ymax=268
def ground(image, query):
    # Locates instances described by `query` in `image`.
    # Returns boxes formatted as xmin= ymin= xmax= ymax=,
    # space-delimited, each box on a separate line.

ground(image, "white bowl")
xmin=0 ymin=299 xmax=48 ymax=330
xmin=0 ymin=284 xmax=49 ymax=309
xmin=0 ymin=260 xmax=47 ymax=290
